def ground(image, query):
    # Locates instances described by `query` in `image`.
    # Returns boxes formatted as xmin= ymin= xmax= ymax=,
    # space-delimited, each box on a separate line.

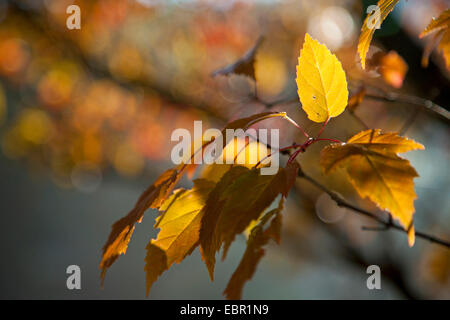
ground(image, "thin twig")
xmin=365 ymin=90 xmax=450 ymax=123
xmin=297 ymin=168 xmax=450 ymax=249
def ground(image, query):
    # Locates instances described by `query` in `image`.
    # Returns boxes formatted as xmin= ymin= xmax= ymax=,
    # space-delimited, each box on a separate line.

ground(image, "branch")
xmin=363 ymin=87 xmax=450 ymax=123
xmin=296 ymin=167 xmax=450 ymax=249
xmin=252 ymin=85 xmax=450 ymax=124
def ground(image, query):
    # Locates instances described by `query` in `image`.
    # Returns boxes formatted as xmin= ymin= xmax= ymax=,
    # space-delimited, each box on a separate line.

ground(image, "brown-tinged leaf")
xmin=211 ymin=36 xmax=264 ymax=80
xmin=420 ymin=9 xmax=450 ymax=69
xmin=358 ymin=0 xmax=400 ymax=69
xmin=421 ymin=29 xmax=445 ymax=68
xmin=348 ymin=86 xmax=366 ymax=112
xmin=145 ymin=179 xmax=215 ymax=295
xmin=223 ymin=198 xmax=284 ymax=300
xmin=320 ymin=129 xmax=424 ymax=246
xmin=101 ymin=112 xmax=285 ymax=284
xmin=100 ymin=165 xmax=185 ymax=283
xmin=200 ymin=162 xmax=298 ymax=280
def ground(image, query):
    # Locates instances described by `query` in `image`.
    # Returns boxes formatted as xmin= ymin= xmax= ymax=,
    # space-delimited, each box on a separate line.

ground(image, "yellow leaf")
xmin=320 ymin=129 xmax=424 ymax=244
xmin=420 ymin=9 xmax=450 ymax=70
xmin=358 ymin=0 xmax=400 ymax=69
xmin=200 ymin=163 xmax=298 ymax=280
xmin=145 ymin=179 xmax=215 ymax=295
xmin=420 ymin=9 xmax=450 ymax=38
xmin=223 ymin=198 xmax=284 ymax=300
xmin=296 ymin=33 xmax=348 ymax=123
xmin=100 ymin=165 xmax=185 ymax=283
xmin=100 ymin=112 xmax=286 ymax=283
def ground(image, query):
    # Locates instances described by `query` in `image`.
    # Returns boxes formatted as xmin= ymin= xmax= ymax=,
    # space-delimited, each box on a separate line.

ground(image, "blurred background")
xmin=0 ymin=0 xmax=449 ymax=299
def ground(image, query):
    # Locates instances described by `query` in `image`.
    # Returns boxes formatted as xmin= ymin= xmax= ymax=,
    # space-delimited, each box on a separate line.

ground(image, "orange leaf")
xmin=100 ymin=112 xmax=286 ymax=284
xmin=321 ymin=129 xmax=424 ymax=245
xmin=200 ymin=163 xmax=298 ymax=280
xmin=379 ymin=51 xmax=408 ymax=88
xmin=100 ymin=165 xmax=185 ymax=283
xmin=223 ymin=199 xmax=284 ymax=300
xmin=420 ymin=9 xmax=450 ymax=70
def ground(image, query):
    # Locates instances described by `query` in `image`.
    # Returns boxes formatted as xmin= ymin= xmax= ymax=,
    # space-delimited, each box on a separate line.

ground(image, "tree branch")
xmin=363 ymin=87 xmax=450 ymax=123
xmin=296 ymin=167 xmax=450 ymax=249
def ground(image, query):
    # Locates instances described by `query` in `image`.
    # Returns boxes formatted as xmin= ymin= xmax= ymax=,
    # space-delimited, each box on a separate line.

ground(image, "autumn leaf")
xmin=145 ymin=179 xmax=215 ymax=295
xmin=420 ymin=9 xmax=450 ymax=69
xmin=200 ymin=162 xmax=298 ymax=280
xmin=100 ymin=111 xmax=286 ymax=284
xmin=296 ymin=33 xmax=348 ymax=123
xmin=348 ymin=86 xmax=366 ymax=112
xmin=223 ymin=198 xmax=284 ymax=300
xmin=320 ymin=129 xmax=424 ymax=246
xmin=420 ymin=9 xmax=450 ymax=38
xmin=211 ymin=36 xmax=264 ymax=80
xmin=379 ymin=51 xmax=408 ymax=88
xmin=100 ymin=165 xmax=186 ymax=283
xmin=358 ymin=0 xmax=400 ymax=69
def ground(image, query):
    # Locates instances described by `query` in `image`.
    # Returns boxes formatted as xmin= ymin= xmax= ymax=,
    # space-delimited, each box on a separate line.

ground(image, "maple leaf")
xmin=223 ymin=198 xmax=284 ymax=300
xmin=296 ymin=33 xmax=348 ymax=123
xmin=420 ymin=9 xmax=450 ymax=69
xmin=320 ymin=129 xmax=424 ymax=246
xmin=211 ymin=36 xmax=264 ymax=80
xmin=358 ymin=0 xmax=400 ymax=70
xmin=199 ymin=162 xmax=298 ymax=280
xmin=145 ymin=179 xmax=215 ymax=295
xmin=99 ymin=165 xmax=186 ymax=283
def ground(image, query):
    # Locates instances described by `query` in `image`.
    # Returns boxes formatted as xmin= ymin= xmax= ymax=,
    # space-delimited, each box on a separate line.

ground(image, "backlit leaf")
xmin=200 ymin=162 xmax=298 ymax=280
xmin=379 ymin=51 xmax=408 ymax=88
xmin=211 ymin=36 xmax=264 ymax=80
xmin=100 ymin=112 xmax=286 ymax=283
xmin=223 ymin=198 xmax=284 ymax=300
xmin=320 ymin=129 xmax=424 ymax=246
xmin=420 ymin=9 xmax=450 ymax=69
xmin=358 ymin=0 xmax=400 ymax=70
xmin=100 ymin=165 xmax=185 ymax=283
xmin=296 ymin=33 xmax=348 ymax=123
xmin=348 ymin=86 xmax=366 ymax=112
xmin=420 ymin=9 xmax=450 ymax=38
xmin=145 ymin=179 xmax=215 ymax=295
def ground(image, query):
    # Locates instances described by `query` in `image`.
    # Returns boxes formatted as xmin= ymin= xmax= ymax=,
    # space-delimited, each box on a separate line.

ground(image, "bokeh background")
xmin=0 ymin=0 xmax=449 ymax=299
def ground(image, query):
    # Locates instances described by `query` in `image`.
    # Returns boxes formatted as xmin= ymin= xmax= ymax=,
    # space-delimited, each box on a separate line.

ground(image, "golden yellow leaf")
xmin=420 ymin=9 xmax=450 ymax=70
xmin=420 ymin=9 xmax=450 ymax=38
xmin=358 ymin=0 xmax=400 ymax=70
xmin=320 ymin=129 xmax=424 ymax=245
xmin=100 ymin=165 xmax=185 ymax=283
xmin=100 ymin=112 xmax=287 ymax=285
xmin=296 ymin=33 xmax=348 ymax=123
xmin=145 ymin=179 xmax=215 ymax=295
xmin=200 ymin=163 xmax=298 ymax=280
xmin=223 ymin=198 xmax=284 ymax=300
